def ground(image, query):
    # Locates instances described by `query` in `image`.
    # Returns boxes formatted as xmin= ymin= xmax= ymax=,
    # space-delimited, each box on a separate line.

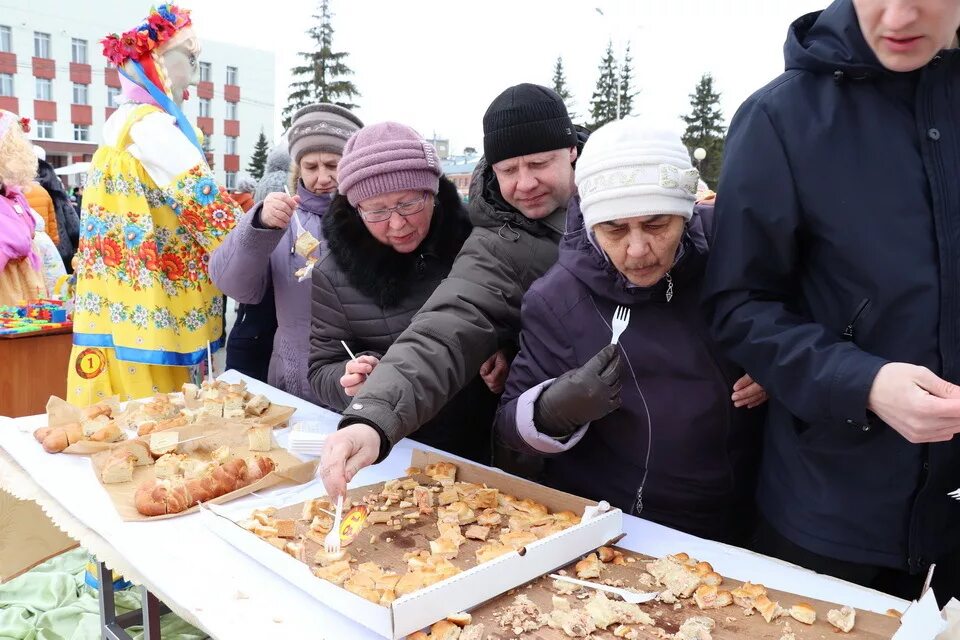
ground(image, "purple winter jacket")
xmin=208 ymin=182 xmax=332 ymax=403
xmin=495 ymin=197 xmax=763 ymax=544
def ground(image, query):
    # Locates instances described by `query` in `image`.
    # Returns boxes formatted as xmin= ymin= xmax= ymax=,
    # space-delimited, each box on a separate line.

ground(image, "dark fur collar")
xmin=322 ymin=176 xmax=471 ymax=308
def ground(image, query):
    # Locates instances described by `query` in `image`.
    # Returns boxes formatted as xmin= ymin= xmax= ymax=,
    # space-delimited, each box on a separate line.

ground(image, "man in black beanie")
xmin=319 ymin=83 xmax=588 ymax=496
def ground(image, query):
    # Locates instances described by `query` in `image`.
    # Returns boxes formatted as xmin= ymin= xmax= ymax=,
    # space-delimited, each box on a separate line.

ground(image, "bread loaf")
xmin=39 ymin=423 xmax=84 ymax=453
xmin=82 ymin=414 xmax=112 ymax=437
xmin=119 ymin=440 xmax=153 ymax=467
xmin=81 ymin=403 xmax=112 ymax=421
xmin=90 ymin=422 xmax=123 ymax=443
xmin=245 ymin=393 xmax=271 ymax=416
xmin=138 ymin=414 xmax=187 ymax=436
xmin=242 ymin=455 xmax=276 ymax=483
xmin=247 ymin=425 xmax=272 ymax=452
xmin=101 ymin=452 xmax=135 ymax=484
xmin=134 ymin=457 xmax=272 ymax=516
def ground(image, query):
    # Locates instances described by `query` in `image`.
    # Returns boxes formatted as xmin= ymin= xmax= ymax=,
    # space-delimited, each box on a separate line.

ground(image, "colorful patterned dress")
xmin=68 ymin=102 xmax=239 ymax=404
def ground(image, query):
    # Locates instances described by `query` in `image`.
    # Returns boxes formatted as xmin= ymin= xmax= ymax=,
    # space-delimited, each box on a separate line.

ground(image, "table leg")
xmin=141 ymin=585 xmax=163 ymax=640
xmin=97 ymin=561 xmax=124 ymax=640
xmin=97 ymin=561 xmax=169 ymax=640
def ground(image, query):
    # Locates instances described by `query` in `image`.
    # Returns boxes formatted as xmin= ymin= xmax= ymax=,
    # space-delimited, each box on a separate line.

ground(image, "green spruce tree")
xmin=283 ymin=0 xmax=360 ymax=129
xmin=618 ymin=42 xmax=637 ymax=117
xmin=589 ymin=41 xmax=620 ymax=129
xmin=247 ymin=129 xmax=270 ymax=180
xmin=681 ymin=73 xmax=726 ymax=188
xmin=551 ymin=56 xmax=577 ymax=121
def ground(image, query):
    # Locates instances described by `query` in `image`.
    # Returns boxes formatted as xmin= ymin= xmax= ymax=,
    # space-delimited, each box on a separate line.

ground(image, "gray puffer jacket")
xmin=308 ymin=177 xmax=498 ymax=462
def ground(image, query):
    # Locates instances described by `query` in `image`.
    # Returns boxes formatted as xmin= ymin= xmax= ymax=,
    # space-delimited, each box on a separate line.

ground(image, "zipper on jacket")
xmin=842 ymin=298 xmax=870 ymax=341
xmin=664 ymin=273 xmax=674 ymax=302
xmin=907 ymin=59 xmax=955 ymax=573
xmin=415 ymin=254 xmax=426 ymax=275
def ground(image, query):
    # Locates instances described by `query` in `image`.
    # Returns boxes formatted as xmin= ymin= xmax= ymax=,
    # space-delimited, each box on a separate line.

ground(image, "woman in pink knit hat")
xmin=307 ymin=121 xmax=503 ymax=463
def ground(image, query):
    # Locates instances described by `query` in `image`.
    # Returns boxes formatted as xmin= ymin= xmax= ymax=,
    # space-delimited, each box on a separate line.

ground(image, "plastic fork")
xmin=549 ymin=574 xmax=658 ymax=604
xmin=283 ymin=185 xmax=307 ymax=237
xmin=948 ymin=488 xmax=960 ymax=501
xmin=324 ymin=494 xmax=344 ymax=554
xmin=610 ymin=305 xmax=630 ymax=345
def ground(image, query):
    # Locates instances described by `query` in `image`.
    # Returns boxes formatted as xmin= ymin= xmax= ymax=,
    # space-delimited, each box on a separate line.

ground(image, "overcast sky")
xmin=190 ymin=0 xmax=828 ymax=153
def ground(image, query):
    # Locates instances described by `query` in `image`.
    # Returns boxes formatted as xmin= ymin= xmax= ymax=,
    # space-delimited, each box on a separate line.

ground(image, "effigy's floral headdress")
xmin=100 ymin=5 xmax=203 ymax=154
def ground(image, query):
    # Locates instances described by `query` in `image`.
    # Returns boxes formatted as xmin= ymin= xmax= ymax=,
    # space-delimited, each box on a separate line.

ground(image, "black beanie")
xmin=482 ymin=83 xmax=577 ymax=165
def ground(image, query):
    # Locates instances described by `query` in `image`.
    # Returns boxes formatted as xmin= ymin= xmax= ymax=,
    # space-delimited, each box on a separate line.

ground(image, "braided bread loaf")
xmin=135 ymin=456 xmax=277 ymax=516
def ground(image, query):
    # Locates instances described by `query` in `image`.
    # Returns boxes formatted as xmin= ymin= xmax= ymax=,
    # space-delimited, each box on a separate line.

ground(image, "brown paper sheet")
xmin=466 ymin=548 xmax=900 ymax=639
xmin=41 ymin=396 xmax=126 ymax=455
xmin=38 ymin=394 xmax=295 ymax=456
xmin=91 ymin=422 xmax=318 ymax=521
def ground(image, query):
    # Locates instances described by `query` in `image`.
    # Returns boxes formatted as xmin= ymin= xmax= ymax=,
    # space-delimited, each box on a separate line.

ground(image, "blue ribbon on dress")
xmin=117 ymin=60 xmax=204 ymax=156
xmin=73 ymin=332 xmax=225 ymax=367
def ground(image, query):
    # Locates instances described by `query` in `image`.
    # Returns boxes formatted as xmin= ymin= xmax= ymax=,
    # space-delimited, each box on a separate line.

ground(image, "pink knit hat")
xmin=337 ymin=121 xmax=442 ymax=207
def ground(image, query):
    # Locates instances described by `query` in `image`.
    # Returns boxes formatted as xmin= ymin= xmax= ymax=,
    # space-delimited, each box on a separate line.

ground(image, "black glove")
xmin=534 ymin=344 xmax=622 ymax=438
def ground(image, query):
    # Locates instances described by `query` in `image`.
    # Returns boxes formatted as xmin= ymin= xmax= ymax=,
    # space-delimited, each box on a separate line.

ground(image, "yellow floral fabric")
xmin=68 ymin=104 xmax=238 ymax=402
xmin=66 ymin=344 xmax=192 ymax=405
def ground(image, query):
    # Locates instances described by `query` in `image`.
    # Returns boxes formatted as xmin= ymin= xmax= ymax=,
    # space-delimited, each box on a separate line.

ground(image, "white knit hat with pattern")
xmin=575 ymin=118 xmax=699 ymax=229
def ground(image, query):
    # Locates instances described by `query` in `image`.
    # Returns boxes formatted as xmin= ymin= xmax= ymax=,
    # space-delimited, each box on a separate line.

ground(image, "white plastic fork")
xmin=610 ymin=305 xmax=630 ymax=345
xmin=324 ymin=494 xmax=344 ymax=554
xmin=549 ymin=574 xmax=658 ymax=604
xmin=948 ymin=488 xmax=960 ymax=501
xmin=283 ymin=185 xmax=307 ymax=237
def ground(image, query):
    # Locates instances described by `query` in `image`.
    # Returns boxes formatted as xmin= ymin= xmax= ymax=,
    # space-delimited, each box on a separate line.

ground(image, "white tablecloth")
xmin=0 ymin=371 xmax=907 ymax=639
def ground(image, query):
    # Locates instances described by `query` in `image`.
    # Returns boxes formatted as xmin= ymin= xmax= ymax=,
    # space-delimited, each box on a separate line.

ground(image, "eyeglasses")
xmin=357 ymin=193 xmax=428 ymax=223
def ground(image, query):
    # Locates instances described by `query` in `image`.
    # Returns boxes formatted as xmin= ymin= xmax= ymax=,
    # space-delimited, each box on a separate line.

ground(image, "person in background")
xmin=703 ymin=0 xmax=960 ymax=603
xmin=27 ymin=208 xmax=67 ymax=298
xmin=68 ymin=4 xmax=240 ymax=403
xmin=319 ymin=83 xmax=585 ymax=497
xmin=72 ymin=185 xmax=83 ymax=212
xmin=231 ymin=174 xmax=256 ymax=213
xmin=254 ymin=137 xmax=291 ymax=202
xmin=224 ymin=141 xmax=289 ymax=383
xmin=495 ymin=120 xmax=765 ymax=543
xmin=23 ymin=169 xmax=60 ymax=251
xmin=35 ymin=159 xmax=81 ymax=271
xmin=308 ymin=121 xmax=498 ymax=462
xmin=210 ymin=104 xmax=363 ymax=402
xmin=0 ymin=111 xmax=48 ymax=304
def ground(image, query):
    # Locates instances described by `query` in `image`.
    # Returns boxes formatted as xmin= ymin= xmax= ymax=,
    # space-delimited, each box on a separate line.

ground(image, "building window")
xmin=0 ymin=26 xmax=11 ymax=53
xmin=33 ymin=31 xmax=50 ymax=58
xmin=36 ymin=121 xmax=53 ymax=139
xmin=226 ymin=66 xmax=238 ymax=85
xmin=225 ymin=135 xmax=238 ymax=155
xmin=107 ymin=86 xmax=121 ymax=107
xmin=202 ymin=134 xmax=214 ymax=153
xmin=199 ymin=61 xmax=211 ymax=83
xmin=226 ymin=101 xmax=237 ymax=120
xmin=35 ymin=77 xmax=52 ymax=100
xmin=225 ymin=171 xmax=237 ymax=190
xmin=73 ymin=124 xmax=90 ymax=142
xmin=199 ymin=98 xmax=211 ymax=117
xmin=71 ymin=38 xmax=88 ymax=64
xmin=72 ymin=83 xmax=88 ymax=105
xmin=0 ymin=73 xmax=12 ymax=97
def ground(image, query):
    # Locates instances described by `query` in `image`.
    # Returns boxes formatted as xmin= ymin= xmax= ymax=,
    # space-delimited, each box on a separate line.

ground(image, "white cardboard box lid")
xmin=203 ymin=450 xmax=625 ymax=639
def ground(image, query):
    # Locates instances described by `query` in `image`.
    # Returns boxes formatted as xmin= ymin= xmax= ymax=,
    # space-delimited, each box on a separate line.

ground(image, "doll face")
xmin=160 ymin=29 xmax=201 ymax=105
